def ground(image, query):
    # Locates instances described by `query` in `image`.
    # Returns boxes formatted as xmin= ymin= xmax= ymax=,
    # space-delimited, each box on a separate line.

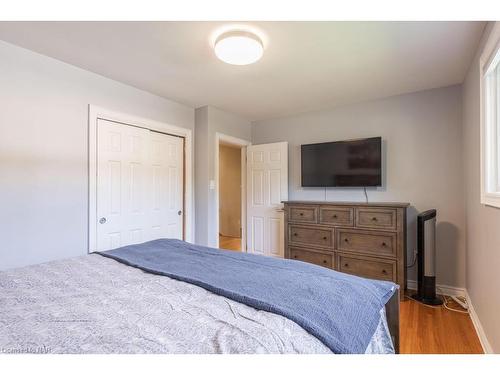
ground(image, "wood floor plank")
xmin=219 ymin=235 xmax=241 ymax=251
xmin=400 ymin=292 xmax=483 ymax=354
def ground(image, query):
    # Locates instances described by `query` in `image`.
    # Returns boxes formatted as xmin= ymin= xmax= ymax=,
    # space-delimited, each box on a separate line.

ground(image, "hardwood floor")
xmin=219 ymin=235 xmax=241 ymax=251
xmin=400 ymin=292 xmax=483 ymax=354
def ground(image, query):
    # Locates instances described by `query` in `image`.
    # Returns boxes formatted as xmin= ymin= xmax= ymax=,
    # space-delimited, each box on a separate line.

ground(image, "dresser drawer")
xmin=288 ymin=205 xmax=319 ymax=223
xmin=319 ymin=206 xmax=354 ymax=226
xmin=288 ymin=224 xmax=334 ymax=249
xmin=338 ymin=254 xmax=396 ymax=282
xmin=336 ymin=229 xmax=396 ymax=257
xmin=290 ymin=247 xmax=333 ymax=268
xmin=356 ymin=208 xmax=397 ymax=230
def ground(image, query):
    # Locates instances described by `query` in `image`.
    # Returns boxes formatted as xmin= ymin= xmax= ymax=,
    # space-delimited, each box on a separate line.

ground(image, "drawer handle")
xmin=323 ymin=236 xmax=328 ymax=240
xmin=293 ymin=255 xmax=298 ymax=259
xmin=323 ymin=260 xmax=328 ymax=264
xmin=371 ymin=217 xmax=378 ymax=221
xmin=344 ymin=263 xmax=349 ymax=267
xmin=299 ymin=212 xmax=304 ymax=216
xmin=332 ymin=214 xmax=338 ymax=219
xmin=344 ymin=238 xmax=349 ymax=242
xmin=293 ymin=233 xmax=298 ymax=236
xmin=382 ymin=269 xmax=387 ymax=275
xmin=381 ymin=242 xmax=387 ymax=247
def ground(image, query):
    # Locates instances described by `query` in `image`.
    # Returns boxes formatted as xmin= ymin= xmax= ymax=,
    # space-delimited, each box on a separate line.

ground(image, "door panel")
xmin=246 ymin=142 xmax=288 ymax=257
xmin=269 ymin=217 xmax=282 ymax=257
xmin=109 ymin=160 xmax=121 ymax=214
xmin=252 ymin=170 xmax=264 ymax=205
xmin=96 ymin=120 xmax=184 ymax=252
xmin=269 ymin=169 xmax=282 ymax=205
xmin=252 ymin=216 xmax=265 ymax=254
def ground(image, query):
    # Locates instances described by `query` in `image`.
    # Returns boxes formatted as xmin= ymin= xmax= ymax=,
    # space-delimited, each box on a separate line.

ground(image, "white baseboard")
xmin=406 ymin=280 xmax=466 ymax=297
xmin=465 ymin=290 xmax=494 ymax=354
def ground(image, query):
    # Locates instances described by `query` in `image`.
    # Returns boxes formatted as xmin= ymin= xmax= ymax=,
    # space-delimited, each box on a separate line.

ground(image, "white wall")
xmin=0 ymin=41 xmax=194 ymax=270
xmin=252 ymin=85 xmax=465 ymax=288
xmin=195 ymin=106 xmax=252 ymax=247
xmin=462 ymin=22 xmax=500 ymax=353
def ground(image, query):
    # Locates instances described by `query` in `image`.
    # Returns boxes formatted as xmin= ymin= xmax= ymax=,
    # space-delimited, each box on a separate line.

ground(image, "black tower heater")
xmin=412 ymin=209 xmax=443 ymax=305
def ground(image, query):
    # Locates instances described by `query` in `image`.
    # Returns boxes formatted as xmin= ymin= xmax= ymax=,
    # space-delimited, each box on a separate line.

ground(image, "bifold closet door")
xmin=96 ymin=119 xmax=184 ymax=252
xmin=149 ymin=130 xmax=184 ymax=242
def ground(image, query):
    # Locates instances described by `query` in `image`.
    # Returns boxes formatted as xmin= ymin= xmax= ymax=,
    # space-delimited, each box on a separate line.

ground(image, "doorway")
xmin=219 ymin=143 xmax=242 ymax=250
xmin=215 ymin=133 xmax=251 ymax=252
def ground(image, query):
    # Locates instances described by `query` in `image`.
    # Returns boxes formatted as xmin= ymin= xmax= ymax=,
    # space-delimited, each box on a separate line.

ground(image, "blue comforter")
xmin=98 ymin=239 xmax=396 ymax=354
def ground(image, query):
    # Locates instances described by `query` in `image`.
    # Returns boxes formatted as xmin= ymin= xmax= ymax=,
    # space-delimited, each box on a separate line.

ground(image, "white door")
xmin=149 ymin=131 xmax=184 ymax=241
xmin=246 ymin=142 xmax=288 ymax=257
xmin=96 ymin=119 xmax=184 ymax=252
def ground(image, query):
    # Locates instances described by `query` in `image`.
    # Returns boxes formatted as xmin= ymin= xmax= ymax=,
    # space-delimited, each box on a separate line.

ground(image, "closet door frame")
xmin=88 ymin=105 xmax=194 ymax=253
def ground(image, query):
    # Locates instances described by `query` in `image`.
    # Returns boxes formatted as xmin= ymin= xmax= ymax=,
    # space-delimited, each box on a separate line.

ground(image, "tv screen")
xmin=301 ymin=137 xmax=382 ymax=187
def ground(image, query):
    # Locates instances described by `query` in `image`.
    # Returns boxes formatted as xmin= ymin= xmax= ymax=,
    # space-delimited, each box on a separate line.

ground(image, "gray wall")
xmin=195 ymin=106 xmax=252 ymax=247
xmin=252 ymin=85 xmax=465 ymax=288
xmin=462 ymin=22 xmax=500 ymax=353
xmin=194 ymin=106 xmax=210 ymax=246
xmin=0 ymin=41 xmax=194 ymax=270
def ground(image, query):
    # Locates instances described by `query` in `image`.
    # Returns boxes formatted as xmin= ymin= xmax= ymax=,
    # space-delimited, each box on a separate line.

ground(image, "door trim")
xmin=215 ymin=132 xmax=251 ymax=251
xmin=88 ymin=105 xmax=194 ymax=253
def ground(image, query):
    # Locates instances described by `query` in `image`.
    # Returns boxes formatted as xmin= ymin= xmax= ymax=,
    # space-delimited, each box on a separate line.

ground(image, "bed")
xmin=0 ymin=239 xmax=399 ymax=354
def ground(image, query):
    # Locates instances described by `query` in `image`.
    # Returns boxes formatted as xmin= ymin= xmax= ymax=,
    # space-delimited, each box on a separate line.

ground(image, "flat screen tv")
xmin=301 ymin=137 xmax=382 ymax=187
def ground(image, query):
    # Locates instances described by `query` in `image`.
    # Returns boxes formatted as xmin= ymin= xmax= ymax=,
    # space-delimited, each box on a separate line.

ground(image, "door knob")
xmin=99 ymin=217 xmax=107 ymax=224
xmin=177 ymin=210 xmax=182 ymax=216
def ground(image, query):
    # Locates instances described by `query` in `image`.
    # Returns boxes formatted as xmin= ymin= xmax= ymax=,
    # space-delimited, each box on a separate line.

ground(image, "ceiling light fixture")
xmin=214 ymin=31 xmax=263 ymax=65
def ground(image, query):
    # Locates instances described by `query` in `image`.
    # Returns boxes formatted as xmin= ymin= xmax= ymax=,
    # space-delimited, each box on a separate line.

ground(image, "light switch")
xmin=209 ymin=180 xmax=216 ymax=190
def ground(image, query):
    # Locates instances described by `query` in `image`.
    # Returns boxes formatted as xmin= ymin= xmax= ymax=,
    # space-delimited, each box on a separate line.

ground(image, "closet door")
xmin=96 ymin=120 xmax=184 ymax=252
xmin=96 ymin=120 xmax=150 ymax=251
xmin=149 ymin=131 xmax=184 ymax=241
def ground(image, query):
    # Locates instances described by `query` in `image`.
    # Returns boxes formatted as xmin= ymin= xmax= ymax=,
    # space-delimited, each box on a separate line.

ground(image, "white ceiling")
xmin=0 ymin=21 xmax=485 ymax=121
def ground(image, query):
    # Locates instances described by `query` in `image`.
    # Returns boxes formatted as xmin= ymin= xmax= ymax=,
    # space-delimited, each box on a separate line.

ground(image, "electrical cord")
xmin=442 ymin=295 xmax=469 ymax=314
xmin=406 ymin=250 xmax=417 ymax=268
xmin=404 ymin=294 xmax=442 ymax=309
xmin=363 ymin=187 xmax=368 ymax=203
xmin=406 ymin=288 xmax=469 ymax=314
xmin=436 ymin=287 xmax=469 ymax=314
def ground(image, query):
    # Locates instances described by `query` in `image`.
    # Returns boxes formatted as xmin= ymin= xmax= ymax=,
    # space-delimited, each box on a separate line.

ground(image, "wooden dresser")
xmin=283 ymin=201 xmax=409 ymax=290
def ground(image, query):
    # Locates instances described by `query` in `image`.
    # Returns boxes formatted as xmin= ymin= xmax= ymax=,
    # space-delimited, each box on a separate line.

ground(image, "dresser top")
xmin=282 ymin=200 xmax=410 ymax=208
